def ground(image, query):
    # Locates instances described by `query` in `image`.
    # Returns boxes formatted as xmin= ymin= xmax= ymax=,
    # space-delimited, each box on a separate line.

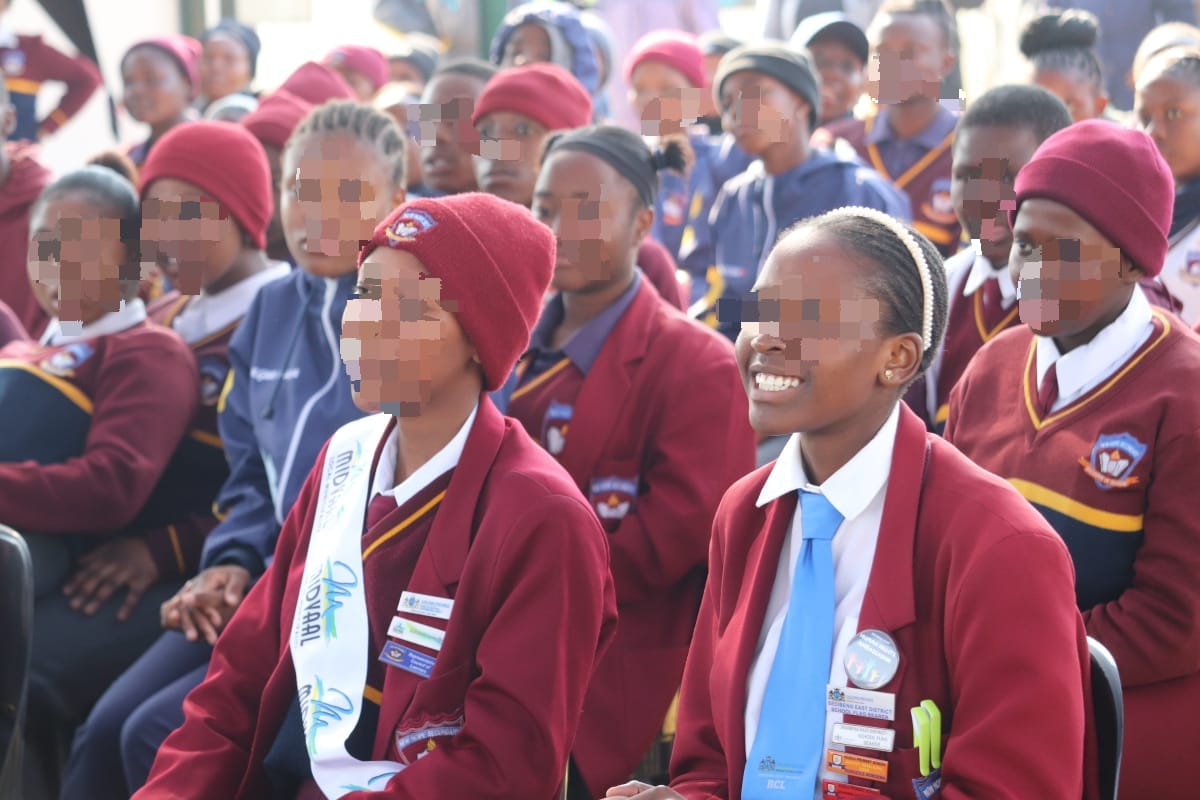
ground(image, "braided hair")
xmin=287 ymin=100 xmax=407 ymax=190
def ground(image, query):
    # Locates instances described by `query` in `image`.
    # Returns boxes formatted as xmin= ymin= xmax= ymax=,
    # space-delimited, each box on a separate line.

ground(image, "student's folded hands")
xmin=63 ymin=536 xmax=161 ymax=621
xmin=604 ymin=781 xmax=686 ymax=799
xmin=160 ymin=564 xmax=251 ymax=645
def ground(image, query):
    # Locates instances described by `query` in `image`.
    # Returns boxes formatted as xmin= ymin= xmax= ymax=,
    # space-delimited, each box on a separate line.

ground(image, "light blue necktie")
xmin=743 ymin=490 xmax=843 ymax=800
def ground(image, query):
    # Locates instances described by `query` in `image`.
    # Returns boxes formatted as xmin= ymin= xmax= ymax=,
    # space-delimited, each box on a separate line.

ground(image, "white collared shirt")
xmin=1036 ymin=285 xmax=1154 ymax=413
xmin=961 ymin=241 xmax=1017 ymax=309
xmin=171 ymin=262 xmax=290 ymax=344
xmin=369 ymin=401 xmax=479 ymax=513
xmin=745 ymin=404 xmax=901 ymax=798
xmin=39 ymin=298 xmax=148 ymax=345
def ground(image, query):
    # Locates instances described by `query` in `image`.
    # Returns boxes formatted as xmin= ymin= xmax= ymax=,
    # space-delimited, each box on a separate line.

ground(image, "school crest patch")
xmin=1079 ymin=432 xmax=1147 ymax=490
xmin=662 ymin=192 xmax=686 ymax=226
xmin=1182 ymin=251 xmax=1200 ymax=285
xmin=541 ymin=400 xmax=572 ymax=456
xmin=385 ymin=209 xmax=438 ymax=244
xmin=392 ymin=709 xmax=465 ymax=766
xmin=590 ymin=475 xmax=638 ymax=521
xmin=921 ymin=178 xmax=957 ymax=225
xmin=198 ymin=357 xmax=230 ymax=406
xmin=2 ymin=50 xmax=26 ymax=76
xmin=40 ymin=342 xmax=95 ymax=377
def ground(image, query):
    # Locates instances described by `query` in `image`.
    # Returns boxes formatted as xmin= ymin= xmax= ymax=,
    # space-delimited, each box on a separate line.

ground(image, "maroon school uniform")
xmin=0 ymin=141 xmax=51 ymax=337
xmin=638 ymin=237 xmax=687 ymax=310
xmin=945 ymin=311 xmax=1200 ymax=800
xmin=136 ymin=398 xmax=618 ymax=800
xmin=0 ymin=320 xmax=198 ymax=535
xmin=506 ymin=276 xmax=757 ymax=794
xmin=1 ymin=34 xmax=101 ymax=140
xmin=0 ymin=297 xmax=25 ymax=347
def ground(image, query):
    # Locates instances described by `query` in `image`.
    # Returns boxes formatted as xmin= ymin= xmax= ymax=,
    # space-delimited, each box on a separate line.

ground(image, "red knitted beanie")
xmin=278 ymin=61 xmax=356 ymax=104
xmin=123 ymin=35 xmax=203 ymax=98
xmin=359 ymin=193 xmax=556 ymax=391
xmin=1012 ymin=120 xmax=1174 ymax=276
xmin=241 ymin=90 xmax=314 ymax=150
xmin=624 ymin=30 xmax=709 ymax=89
xmin=324 ymin=46 xmax=389 ymax=92
xmin=472 ymin=63 xmax=593 ymax=132
xmin=139 ymin=121 xmax=273 ymax=249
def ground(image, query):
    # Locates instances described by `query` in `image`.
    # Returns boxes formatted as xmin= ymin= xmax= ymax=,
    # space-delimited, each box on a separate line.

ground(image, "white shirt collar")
xmin=1036 ymin=285 xmax=1154 ymax=401
xmin=39 ymin=298 xmax=147 ymax=345
xmin=172 ymin=262 xmax=290 ymax=344
xmin=963 ymin=241 xmax=1017 ymax=308
xmin=756 ymin=403 xmax=900 ymax=521
xmin=370 ymin=401 xmax=479 ymax=511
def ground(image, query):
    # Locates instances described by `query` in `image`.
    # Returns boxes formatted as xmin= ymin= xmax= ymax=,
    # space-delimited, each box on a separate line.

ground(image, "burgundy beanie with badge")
xmin=359 ymin=193 xmax=556 ymax=391
xmin=472 ymin=63 xmax=593 ymax=132
xmin=1012 ymin=120 xmax=1174 ymax=276
xmin=139 ymin=121 xmax=273 ymax=249
xmin=624 ymin=30 xmax=709 ymax=89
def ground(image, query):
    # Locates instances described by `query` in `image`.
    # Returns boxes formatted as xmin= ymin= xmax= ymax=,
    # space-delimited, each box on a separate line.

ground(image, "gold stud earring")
xmin=884 ymin=369 xmax=895 ymax=381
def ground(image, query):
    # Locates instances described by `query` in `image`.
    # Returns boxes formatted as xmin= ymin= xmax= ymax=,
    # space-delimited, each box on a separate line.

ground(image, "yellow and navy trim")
xmin=1009 ymin=479 xmax=1144 ymax=533
xmin=0 ymin=359 xmax=94 ymax=414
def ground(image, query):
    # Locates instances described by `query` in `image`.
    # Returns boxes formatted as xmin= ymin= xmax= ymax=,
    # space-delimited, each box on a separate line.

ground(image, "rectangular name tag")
xmin=388 ymin=616 xmax=445 ymax=652
xmin=832 ymin=723 xmax=896 ymax=753
xmin=379 ymin=642 xmax=436 ymax=678
xmin=827 ymin=685 xmax=897 ymax=721
xmin=826 ymin=749 xmax=889 ymax=783
xmin=822 ymin=781 xmax=881 ymax=797
xmin=397 ymin=591 xmax=453 ymax=621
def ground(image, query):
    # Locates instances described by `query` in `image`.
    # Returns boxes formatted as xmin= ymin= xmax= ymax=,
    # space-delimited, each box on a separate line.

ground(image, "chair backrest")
xmin=0 ymin=525 xmax=33 ymax=798
xmin=1087 ymin=636 xmax=1123 ymax=800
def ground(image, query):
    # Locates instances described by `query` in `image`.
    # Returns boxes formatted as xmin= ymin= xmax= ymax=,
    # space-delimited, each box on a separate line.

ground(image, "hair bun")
xmin=1020 ymin=9 xmax=1099 ymax=58
xmin=653 ymin=135 xmax=693 ymax=175
xmin=87 ymin=150 xmax=139 ymax=187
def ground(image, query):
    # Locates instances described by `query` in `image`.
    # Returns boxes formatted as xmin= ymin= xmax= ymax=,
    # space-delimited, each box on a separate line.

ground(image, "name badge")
xmin=822 ymin=782 xmax=881 ymax=797
xmin=397 ymin=591 xmax=453 ymax=621
xmin=826 ymin=749 xmax=889 ymax=783
xmin=379 ymin=642 xmax=436 ymax=678
xmin=387 ymin=616 xmax=445 ymax=652
xmin=832 ymin=723 xmax=896 ymax=753
xmin=827 ymin=685 xmax=896 ymax=722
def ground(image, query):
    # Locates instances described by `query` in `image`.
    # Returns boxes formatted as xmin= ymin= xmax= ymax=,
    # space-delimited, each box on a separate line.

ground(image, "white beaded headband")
xmin=824 ymin=206 xmax=935 ymax=352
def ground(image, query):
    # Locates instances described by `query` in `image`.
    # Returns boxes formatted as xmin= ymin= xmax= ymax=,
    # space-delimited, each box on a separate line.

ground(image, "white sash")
xmin=289 ymin=412 xmax=405 ymax=797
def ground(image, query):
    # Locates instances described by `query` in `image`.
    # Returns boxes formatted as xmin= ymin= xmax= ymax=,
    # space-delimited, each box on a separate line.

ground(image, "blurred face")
xmin=866 ymin=13 xmax=953 ymax=105
xmin=628 ymin=60 xmax=703 ymax=136
xmin=282 ymin=132 xmax=404 ymax=278
xmin=809 ymin=38 xmax=865 ymax=124
xmin=389 ymin=58 xmax=427 ymax=90
xmin=199 ymin=32 xmax=252 ymax=102
xmin=418 ymin=73 xmax=485 ymax=194
xmin=1034 ymin=68 xmax=1107 ymax=122
xmin=341 ymin=247 xmax=480 ymax=416
xmin=261 ymin=143 xmax=286 ymax=256
xmin=734 ymin=229 xmax=907 ymax=438
xmin=1010 ymin=198 xmax=1139 ymax=341
xmin=28 ymin=193 xmax=130 ymax=325
xmin=474 ymin=111 xmax=549 ymax=206
xmin=1136 ymin=70 xmax=1200 ymax=183
xmin=533 ymin=148 xmax=651 ymax=294
xmin=719 ymin=71 xmax=809 ymax=156
xmin=951 ymin=124 xmax=1041 ymax=267
xmin=502 ymin=23 xmax=553 ymax=67
xmin=141 ymin=178 xmax=242 ymax=294
xmin=122 ymin=47 xmax=191 ymax=127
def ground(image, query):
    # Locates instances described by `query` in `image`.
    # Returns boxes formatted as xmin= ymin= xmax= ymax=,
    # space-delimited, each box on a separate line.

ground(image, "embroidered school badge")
xmin=542 ymin=400 xmax=572 ymax=456
xmin=198 ymin=357 xmax=229 ymax=406
xmin=1183 ymin=251 xmax=1200 ymax=285
xmin=590 ymin=476 xmax=638 ymax=521
xmin=385 ymin=209 xmax=438 ymax=244
xmin=662 ymin=192 xmax=686 ymax=226
xmin=2 ymin=51 xmax=26 ymax=76
xmin=1079 ymin=433 xmax=1147 ymax=490
xmin=40 ymin=342 xmax=95 ymax=377
xmin=392 ymin=709 xmax=465 ymax=766
xmin=921 ymin=178 xmax=958 ymax=225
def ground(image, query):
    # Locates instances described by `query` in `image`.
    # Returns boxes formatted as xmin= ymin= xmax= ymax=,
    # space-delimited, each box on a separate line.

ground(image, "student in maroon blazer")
xmin=608 ymin=208 xmax=1095 ymax=800
xmin=135 ymin=193 xmax=617 ymax=800
xmin=496 ymin=124 xmax=756 ymax=798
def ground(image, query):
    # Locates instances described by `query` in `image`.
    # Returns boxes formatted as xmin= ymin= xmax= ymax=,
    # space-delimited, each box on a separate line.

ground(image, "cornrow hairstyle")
xmin=960 ymin=84 xmax=1072 ymax=144
xmin=287 ymin=99 xmax=407 ymax=190
xmin=540 ymin=124 xmax=691 ymax=209
xmin=780 ymin=210 xmax=949 ymax=378
xmin=1019 ymin=8 xmax=1104 ymax=92
xmin=35 ymin=165 xmax=144 ymax=295
xmin=876 ymin=0 xmax=959 ymax=55
xmin=1132 ymin=22 xmax=1200 ymax=85
xmin=431 ymin=57 xmax=499 ymax=85
xmin=1139 ymin=45 xmax=1200 ymax=90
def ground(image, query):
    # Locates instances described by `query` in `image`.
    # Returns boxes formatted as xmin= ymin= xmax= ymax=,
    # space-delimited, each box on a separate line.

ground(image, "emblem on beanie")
xmin=1184 ymin=251 xmax=1200 ymax=285
xmin=1079 ymin=432 xmax=1147 ymax=491
xmin=385 ymin=210 xmax=439 ymax=244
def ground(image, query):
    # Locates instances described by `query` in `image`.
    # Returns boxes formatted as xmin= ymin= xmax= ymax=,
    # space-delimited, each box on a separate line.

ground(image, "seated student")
xmin=944 ymin=120 xmax=1200 ymax=800
xmin=815 ymin=0 xmax=962 ymax=257
xmin=1021 ymin=9 xmax=1113 ymax=123
xmin=0 ymin=165 xmax=198 ymax=797
xmin=60 ymin=101 xmax=408 ymax=799
xmin=418 ymin=58 xmax=496 ymax=197
xmin=496 ymin=125 xmax=756 ymax=799
xmin=683 ymin=42 xmax=910 ymax=342
xmin=323 ymin=45 xmax=389 ymax=102
xmin=197 ymin=19 xmax=258 ymax=112
xmin=791 ymin=13 xmax=869 ymax=135
xmin=0 ymin=0 xmax=101 ymax=141
xmin=490 ymin=0 xmax=601 ymax=99
xmin=121 ymin=35 xmax=201 ymax=167
xmin=0 ymin=76 xmax=50 ymax=337
xmin=606 ymin=207 xmax=1093 ymax=800
xmin=1137 ymin=47 xmax=1200 ymax=324
xmin=904 ymin=84 xmax=1073 ymax=433
xmin=134 ymin=192 xmax=618 ymax=800
xmin=241 ymin=90 xmax=317 ymax=264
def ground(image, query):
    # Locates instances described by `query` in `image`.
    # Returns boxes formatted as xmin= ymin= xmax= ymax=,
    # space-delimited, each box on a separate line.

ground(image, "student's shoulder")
xmin=103 ymin=322 xmax=197 ymax=377
xmin=966 ymin=322 xmax=1034 ymax=372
